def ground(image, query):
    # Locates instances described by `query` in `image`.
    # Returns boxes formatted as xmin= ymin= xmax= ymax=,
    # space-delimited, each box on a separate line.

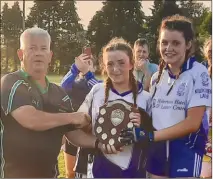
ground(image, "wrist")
xmin=84 ymin=71 xmax=94 ymax=80
xmin=71 ymin=64 xmax=80 ymax=75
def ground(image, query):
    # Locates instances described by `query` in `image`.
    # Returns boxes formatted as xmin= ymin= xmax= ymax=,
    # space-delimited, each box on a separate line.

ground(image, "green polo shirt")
xmin=1 ymin=70 xmax=75 ymax=178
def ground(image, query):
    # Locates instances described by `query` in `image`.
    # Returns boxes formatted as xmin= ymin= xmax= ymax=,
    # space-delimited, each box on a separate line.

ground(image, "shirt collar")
xmin=165 ymin=56 xmax=196 ymax=79
xmin=19 ymin=69 xmax=50 ymax=94
xmin=111 ymin=83 xmax=143 ymax=97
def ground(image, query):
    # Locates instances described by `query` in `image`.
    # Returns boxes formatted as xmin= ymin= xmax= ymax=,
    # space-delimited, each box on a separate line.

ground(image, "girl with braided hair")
xmin=77 ymin=37 xmax=152 ymax=177
xmin=120 ymin=15 xmax=212 ymax=178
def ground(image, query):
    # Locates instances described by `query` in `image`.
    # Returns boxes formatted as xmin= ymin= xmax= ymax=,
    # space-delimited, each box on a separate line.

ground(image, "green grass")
xmin=47 ymin=75 xmax=63 ymax=85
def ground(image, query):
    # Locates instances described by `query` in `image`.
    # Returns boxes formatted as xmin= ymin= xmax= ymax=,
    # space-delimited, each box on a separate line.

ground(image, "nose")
xmin=166 ymin=44 xmax=173 ymax=51
xmin=34 ymin=50 xmax=43 ymax=56
xmin=112 ymin=64 xmax=120 ymax=72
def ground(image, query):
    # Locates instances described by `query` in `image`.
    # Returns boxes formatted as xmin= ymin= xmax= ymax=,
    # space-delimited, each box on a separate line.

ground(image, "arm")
xmin=11 ymin=106 xmax=90 ymax=131
xmin=61 ymin=64 xmax=79 ymax=90
xmin=121 ymin=68 xmax=212 ymax=143
xmin=154 ymin=106 xmax=206 ymax=141
xmin=65 ymin=129 xmax=97 ymax=148
xmin=84 ymin=71 xmax=102 ymax=88
xmin=154 ymin=69 xmax=211 ymax=141
xmin=143 ymin=71 xmax=152 ymax=92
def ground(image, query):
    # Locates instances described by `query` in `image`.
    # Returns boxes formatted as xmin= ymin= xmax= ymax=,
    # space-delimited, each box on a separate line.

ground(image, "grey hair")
xmin=20 ymin=27 xmax=51 ymax=49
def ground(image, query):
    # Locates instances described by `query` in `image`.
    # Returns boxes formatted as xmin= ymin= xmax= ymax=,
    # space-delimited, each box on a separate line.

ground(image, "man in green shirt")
xmin=0 ymin=27 xmax=98 ymax=178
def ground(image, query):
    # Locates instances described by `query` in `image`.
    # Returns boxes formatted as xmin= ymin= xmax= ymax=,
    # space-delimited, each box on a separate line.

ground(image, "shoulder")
xmin=1 ymin=72 xmax=25 ymax=89
xmin=191 ymin=61 xmax=209 ymax=77
xmin=91 ymin=82 xmax=104 ymax=94
xmin=138 ymin=90 xmax=151 ymax=100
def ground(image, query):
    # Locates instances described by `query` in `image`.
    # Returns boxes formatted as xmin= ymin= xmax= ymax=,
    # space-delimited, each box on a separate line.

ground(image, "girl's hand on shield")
xmin=129 ymin=112 xmax=141 ymax=127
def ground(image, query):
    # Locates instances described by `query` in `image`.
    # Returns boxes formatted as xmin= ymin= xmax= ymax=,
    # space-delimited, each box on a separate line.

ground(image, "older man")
xmin=0 ymin=27 xmax=99 ymax=178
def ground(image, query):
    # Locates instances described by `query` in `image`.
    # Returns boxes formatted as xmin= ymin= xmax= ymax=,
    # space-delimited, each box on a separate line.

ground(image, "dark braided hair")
xmin=152 ymin=15 xmax=195 ymax=98
xmin=100 ymin=37 xmax=138 ymax=107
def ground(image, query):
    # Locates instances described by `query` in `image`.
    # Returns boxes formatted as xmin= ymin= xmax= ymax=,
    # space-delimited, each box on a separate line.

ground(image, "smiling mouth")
xmin=165 ymin=53 xmax=176 ymax=57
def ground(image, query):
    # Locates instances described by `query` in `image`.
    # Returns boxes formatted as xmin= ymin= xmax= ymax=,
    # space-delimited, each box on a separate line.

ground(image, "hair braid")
xmin=152 ymin=59 xmax=165 ymax=99
xmin=129 ymin=70 xmax=138 ymax=107
xmin=104 ymin=77 xmax=112 ymax=103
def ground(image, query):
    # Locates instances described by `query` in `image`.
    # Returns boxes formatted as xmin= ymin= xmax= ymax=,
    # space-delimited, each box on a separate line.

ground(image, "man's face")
xmin=134 ymin=44 xmax=149 ymax=62
xmin=18 ymin=35 xmax=53 ymax=76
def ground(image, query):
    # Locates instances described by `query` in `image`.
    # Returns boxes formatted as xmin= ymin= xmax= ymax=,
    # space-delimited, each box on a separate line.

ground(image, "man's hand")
xmin=69 ymin=112 xmax=91 ymax=129
xmin=75 ymin=54 xmax=92 ymax=75
xmin=119 ymin=127 xmax=154 ymax=145
xmin=135 ymin=59 xmax=147 ymax=72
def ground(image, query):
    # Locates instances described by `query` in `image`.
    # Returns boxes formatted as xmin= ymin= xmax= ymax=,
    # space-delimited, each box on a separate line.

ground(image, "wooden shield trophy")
xmin=94 ymin=99 xmax=138 ymax=149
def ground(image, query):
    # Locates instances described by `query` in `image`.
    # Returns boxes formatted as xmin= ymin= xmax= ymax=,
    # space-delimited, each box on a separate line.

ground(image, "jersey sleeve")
xmin=60 ymin=63 xmax=79 ymax=90
xmin=77 ymin=85 xmax=95 ymax=114
xmin=1 ymin=74 xmax=32 ymax=115
xmin=187 ymin=69 xmax=212 ymax=109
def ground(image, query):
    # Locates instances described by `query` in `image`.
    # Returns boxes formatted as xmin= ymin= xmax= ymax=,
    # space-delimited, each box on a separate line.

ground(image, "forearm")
xmin=61 ymin=64 xmax=79 ymax=90
xmin=143 ymin=72 xmax=151 ymax=91
xmin=11 ymin=105 xmax=79 ymax=131
xmin=66 ymin=129 xmax=96 ymax=148
xmin=154 ymin=117 xmax=201 ymax=142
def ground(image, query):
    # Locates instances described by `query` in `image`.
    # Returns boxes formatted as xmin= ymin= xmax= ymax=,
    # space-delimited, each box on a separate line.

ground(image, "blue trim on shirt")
xmin=165 ymin=57 xmax=196 ymax=79
xmin=111 ymin=82 xmax=143 ymax=97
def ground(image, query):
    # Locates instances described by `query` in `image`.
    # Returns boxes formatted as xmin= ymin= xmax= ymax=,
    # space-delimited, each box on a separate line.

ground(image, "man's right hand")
xmin=75 ymin=54 xmax=92 ymax=75
xmin=69 ymin=112 xmax=91 ymax=129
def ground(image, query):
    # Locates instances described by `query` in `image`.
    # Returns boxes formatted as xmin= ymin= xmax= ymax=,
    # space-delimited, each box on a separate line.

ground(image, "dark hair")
xmin=153 ymin=15 xmax=195 ymax=98
xmin=100 ymin=37 xmax=138 ymax=107
xmin=134 ymin=38 xmax=149 ymax=51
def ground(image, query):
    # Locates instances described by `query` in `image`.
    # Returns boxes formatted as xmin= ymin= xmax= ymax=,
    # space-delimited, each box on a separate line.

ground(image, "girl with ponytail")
xmin=120 ymin=15 xmax=212 ymax=178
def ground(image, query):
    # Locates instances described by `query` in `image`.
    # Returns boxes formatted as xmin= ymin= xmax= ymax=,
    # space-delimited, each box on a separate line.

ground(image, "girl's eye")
xmin=173 ymin=41 xmax=180 ymax=46
xmin=161 ymin=41 xmax=167 ymax=45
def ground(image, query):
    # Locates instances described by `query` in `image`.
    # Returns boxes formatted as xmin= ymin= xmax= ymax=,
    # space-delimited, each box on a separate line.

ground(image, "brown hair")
xmin=203 ymin=37 xmax=212 ymax=60
xmin=153 ymin=15 xmax=195 ymax=97
xmin=203 ymin=37 xmax=212 ymax=78
xmin=134 ymin=38 xmax=149 ymax=51
xmin=100 ymin=37 xmax=138 ymax=107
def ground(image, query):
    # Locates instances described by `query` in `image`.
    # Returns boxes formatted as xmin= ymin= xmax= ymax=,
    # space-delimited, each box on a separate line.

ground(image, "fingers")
xmin=131 ymin=119 xmax=141 ymax=127
xmin=130 ymin=112 xmax=141 ymax=127
xmin=119 ymin=137 xmax=133 ymax=146
xmin=78 ymin=54 xmax=91 ymax=61
xmin=101 ymin=144 xmax=119 ymax=154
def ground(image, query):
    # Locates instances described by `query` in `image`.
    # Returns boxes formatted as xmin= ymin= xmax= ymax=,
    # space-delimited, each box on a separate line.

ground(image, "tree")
xmin=57 ymin=0 xmax=85 ymax=74
xmin=26 ymin=0 xmax=84 ymax=74
xmin=10 ymin=2 xmax=23 ymax=70
xmin=26 ymin=1 xmax=63 ymax=72
xmin=178 ymin=0 xmax=211 ymax=61
xmin=1 ymin=2 xmax=23 ymax=72
xmin=87 ymin=1 xmax=146 ymax=58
